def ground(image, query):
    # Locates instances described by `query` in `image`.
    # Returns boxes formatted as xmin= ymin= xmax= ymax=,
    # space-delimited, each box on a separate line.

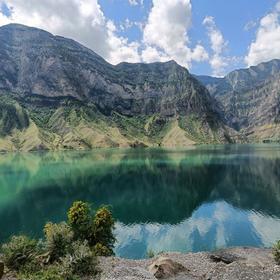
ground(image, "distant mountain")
xmin=197 ymin=60 xmax=280 ymax=142
xmin=0 ymin=24 xmax=236 ymax=152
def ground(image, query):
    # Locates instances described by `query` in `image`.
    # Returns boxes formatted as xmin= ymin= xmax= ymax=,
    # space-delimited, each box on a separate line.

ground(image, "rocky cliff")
xmin=197 ymin=60 xmax=280 ymax=142
xmin=0 ymin=24 xmax=235 ymax=151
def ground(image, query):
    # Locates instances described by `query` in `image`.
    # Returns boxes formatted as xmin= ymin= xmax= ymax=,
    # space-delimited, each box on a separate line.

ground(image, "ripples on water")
xmin=0 ymin=144 xmax=280 ymax=259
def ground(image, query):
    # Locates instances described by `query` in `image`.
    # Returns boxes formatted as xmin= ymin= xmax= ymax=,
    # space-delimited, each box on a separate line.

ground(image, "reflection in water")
xmin=0 ymin=145 xmax=280 ymax=259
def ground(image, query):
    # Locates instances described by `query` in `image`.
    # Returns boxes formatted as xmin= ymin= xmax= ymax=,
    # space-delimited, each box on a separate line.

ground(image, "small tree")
xmin=67 ymin=201 xmax=92 ymax=242
xmin=92 ymin=207 xmax=115 ymax=256
xmin=67 ymin=201 xmax=115 ymax=256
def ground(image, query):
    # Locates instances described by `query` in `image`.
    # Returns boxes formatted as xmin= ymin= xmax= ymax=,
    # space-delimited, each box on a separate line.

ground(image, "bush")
xmin=67 ymin=202 xmax=116 ymax=256
xmin=44 ymin=222 xmax=74 ymax=262
xmin=93 ymin=243 xmax=113 ymax=257
xmin=18 ymin=266 xmax=65 ymax=280
xmin=273 ymin=240 xmax=280 ymax=264
xmin=68 ymin=201 xmax=93 ymax=242
xmin=1 ymin=200 xmax=116 ymax=278
xmin=60 ymin=241 xmax=98 ymax=278
xmin=93 ymin=206 xmax=115 ymax=256
xmin=1 ymin=235 xmax=38 ymax=271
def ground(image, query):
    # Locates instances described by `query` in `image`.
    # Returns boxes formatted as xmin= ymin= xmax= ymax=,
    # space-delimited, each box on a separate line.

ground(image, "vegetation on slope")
xmin=0 ymin=92 xmax=234 ymax=152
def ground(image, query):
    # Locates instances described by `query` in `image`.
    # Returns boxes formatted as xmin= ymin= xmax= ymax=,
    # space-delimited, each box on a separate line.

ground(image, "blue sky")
xmin=1 ymin=0 xmax=280 ymax=76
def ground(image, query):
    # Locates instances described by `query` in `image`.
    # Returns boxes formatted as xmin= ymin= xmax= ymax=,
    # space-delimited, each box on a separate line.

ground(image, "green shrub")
xmin=68 ymin=201 xmax=93 ymax=242
xmin=1 ymin=235 xmax=38 ymax=271
xmin=273 ymin=240 xmax=280 ymax=264
xmin=67 ymin=202 xmax=116 ymax=256
xmin=60 ymin=241 xmax=98 ymax=278
xmin=1 ymin=201 xmax=116 ymax=278
xmin=44 ymin=222 xmax=74 ymax=262
xmin=93 ymin=206 xmax=115 ymax=256
xmin=18 ymin=265 xmax=65 ymax=280
xmin=93 ymin=242 xmax=112 ymax=257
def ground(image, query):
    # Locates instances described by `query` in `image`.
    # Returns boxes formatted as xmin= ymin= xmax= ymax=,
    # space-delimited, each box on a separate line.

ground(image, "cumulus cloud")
xmin=0 ymin=0 xmax=210 ymax=70
xmin=142 ymin=0 xmax=208 ymax=68
xmin=119 ymin=18 xmax=143 ymax=32
xmin=245 ymin=2 xmax=280 ymax=66
xmin=203 ymin=16 xmax=228 ymax=76
xmin=0 ymin=0 xmax=141 ymax=64
xmin=141 ymin=46 xmax=171 ymax=63
xmin=106 ymin=19 xmax=141 ymax=64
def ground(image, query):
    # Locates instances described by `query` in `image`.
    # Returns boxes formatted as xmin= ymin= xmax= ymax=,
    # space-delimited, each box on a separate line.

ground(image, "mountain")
xmin=197 ymin=60 xmax=280 ymax=142
xmin=0 ymin=24 xmax=236 ymax=152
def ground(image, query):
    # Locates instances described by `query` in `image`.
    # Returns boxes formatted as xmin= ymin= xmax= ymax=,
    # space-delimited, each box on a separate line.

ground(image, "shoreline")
xmin=2 ymin=247 xmax=280 ymax=279
xmin=97 ymin=247 xmax=280 ymax=279
xmin=1 ymin=142 xmax=280 ymax=154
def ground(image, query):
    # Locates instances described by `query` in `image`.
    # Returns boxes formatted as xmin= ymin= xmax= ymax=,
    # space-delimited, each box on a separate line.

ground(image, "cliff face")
xmin=0 ymin=24 xmax=220 ymax=118
xmin=0 ymin=24 xmax=235 ymax=151
xmin=197 ymin=60 xmax=280 ymax=142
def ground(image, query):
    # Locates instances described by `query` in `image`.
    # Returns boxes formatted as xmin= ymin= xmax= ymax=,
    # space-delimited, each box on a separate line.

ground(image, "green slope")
xmin=0 ymin=93 xmax=235 ymax=152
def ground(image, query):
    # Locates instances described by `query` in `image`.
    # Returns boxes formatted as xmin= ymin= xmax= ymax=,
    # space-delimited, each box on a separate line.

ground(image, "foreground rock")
xmin=148 ymin=257 xmax=187 ymax=279
xmin=98 ymin=247 xmax=280 ymax=280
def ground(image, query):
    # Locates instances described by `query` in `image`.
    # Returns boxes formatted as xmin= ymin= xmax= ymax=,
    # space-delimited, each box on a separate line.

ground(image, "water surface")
xmin=1 ymin=145 xmax=280 ymax=259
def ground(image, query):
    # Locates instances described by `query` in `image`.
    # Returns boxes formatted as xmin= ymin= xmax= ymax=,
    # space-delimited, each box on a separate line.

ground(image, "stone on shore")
xmin=98 ymin=247 xmax=280 ymax=280
xmin=148 ymin=257 xmax=187 ymax=279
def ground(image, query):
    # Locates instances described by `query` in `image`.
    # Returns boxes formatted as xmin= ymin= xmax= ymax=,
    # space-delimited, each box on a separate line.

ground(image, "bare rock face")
xmin=197 ymin=59 xmax=280 ymax=142
xmin=0 ymin=23 xmax=236 ymax=151
xmin=148 ymin=257 xmax=187 ymax=279
xmin=0 ymin=261 xmax=4 ymax=279
xmin=0 ymin=24 xmax=219 ymax=119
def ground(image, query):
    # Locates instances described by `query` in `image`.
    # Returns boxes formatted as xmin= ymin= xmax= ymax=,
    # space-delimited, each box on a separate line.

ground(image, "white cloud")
xmin=119 ymin=18 xmax=143 ymax=32
xmin=244 ymin=20 xmax=257 ymax=32
xmin=128 ymin=0 xmax=143 ymax=6
xmin=203 ymin=16 xmax=228 ymax=76
xmin=245 ymin=2 xmax=280 ymax=66
xmin=0 ymin=0 xmax=210 ymax=70
xmin=0 ymin=0 xmax=141 ymax=64
xmin=192 ymin=45 xmax=209 ymax=62
xmin=142 ymin=0 xmax=208 ymax=68
xmin=106 ymin=20 xmax=141 ymax=64
xmin=141 ymin=46 xmax=171 ymax=63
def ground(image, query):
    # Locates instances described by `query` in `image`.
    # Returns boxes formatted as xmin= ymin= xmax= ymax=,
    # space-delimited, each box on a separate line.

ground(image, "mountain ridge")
xmin=0 ymin=24 xmax=238 ymax=152
xmin=196 ymin=59 xmax=280 ymax=141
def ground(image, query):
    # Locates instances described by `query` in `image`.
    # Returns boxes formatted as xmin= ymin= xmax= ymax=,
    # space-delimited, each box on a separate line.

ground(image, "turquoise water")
xmin=1 ymin=145 xmax=280 ymax=259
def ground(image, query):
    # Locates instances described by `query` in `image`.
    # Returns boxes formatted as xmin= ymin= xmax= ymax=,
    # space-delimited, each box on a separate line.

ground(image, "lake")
xmin=0 ymin=145 xmax=280 ymax=259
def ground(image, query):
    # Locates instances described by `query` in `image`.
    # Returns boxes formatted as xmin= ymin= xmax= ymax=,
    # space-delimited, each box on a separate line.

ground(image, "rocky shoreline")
xmin=98 ymin=247 xmax=280 ymax=280
xmin=1 ymin=247 xmax=280 ymax=280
